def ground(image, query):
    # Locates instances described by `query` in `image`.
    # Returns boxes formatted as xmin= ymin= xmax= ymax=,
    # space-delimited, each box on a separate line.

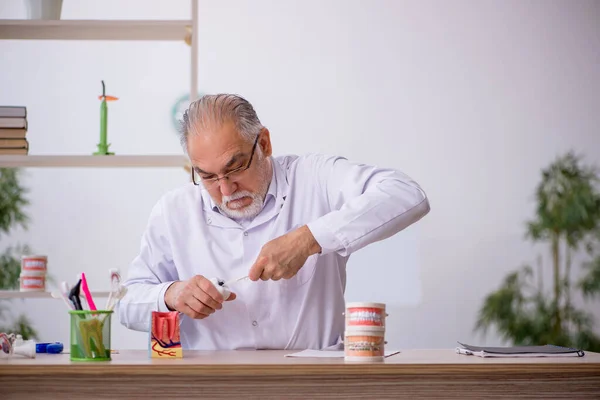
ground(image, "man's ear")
xmin=259 ymin=128 xmax=272 ymax=157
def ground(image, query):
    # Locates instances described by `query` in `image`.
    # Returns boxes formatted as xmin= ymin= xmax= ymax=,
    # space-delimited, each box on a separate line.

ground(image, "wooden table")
xmin=1 ymin=349 xmax=599 ymax=399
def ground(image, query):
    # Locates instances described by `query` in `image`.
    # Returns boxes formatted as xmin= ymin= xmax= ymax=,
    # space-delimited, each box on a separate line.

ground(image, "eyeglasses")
xmin=192 ymin=134 xmax=260 ymax=186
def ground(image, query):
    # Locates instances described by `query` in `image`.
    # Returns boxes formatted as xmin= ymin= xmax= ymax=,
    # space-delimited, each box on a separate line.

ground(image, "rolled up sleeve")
xmin=306 ymin=154 xmax=430 ymax=257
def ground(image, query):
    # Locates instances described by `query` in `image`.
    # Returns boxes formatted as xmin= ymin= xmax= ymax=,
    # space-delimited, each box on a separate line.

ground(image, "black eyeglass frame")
xmin=191 ymin=133 xmax=260 ymax=186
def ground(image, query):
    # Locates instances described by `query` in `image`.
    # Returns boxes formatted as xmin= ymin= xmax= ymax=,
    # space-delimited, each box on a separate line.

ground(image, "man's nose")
xmin=219 ymin=178 xmax=237 ymax=196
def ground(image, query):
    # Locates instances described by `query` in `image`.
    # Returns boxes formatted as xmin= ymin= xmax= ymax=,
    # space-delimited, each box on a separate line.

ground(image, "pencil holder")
xmin=69 ymin=310 xmax=112 ymax=361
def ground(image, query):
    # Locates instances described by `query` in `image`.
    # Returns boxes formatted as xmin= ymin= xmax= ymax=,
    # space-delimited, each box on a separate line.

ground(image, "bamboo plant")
xmin=476 ymin=152 xmax=600 ymax=351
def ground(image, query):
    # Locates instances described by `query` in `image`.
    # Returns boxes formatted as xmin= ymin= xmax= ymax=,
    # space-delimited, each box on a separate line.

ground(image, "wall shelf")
xmin=0 ymin=20 xmax=191 ymax=41
xmin=0 ymin=2 xmax=199 ymax=320
xmin=0 ymin=155 xmax=188 ymax=168
xmin=0 ymin=290 xmax=110 ymax=299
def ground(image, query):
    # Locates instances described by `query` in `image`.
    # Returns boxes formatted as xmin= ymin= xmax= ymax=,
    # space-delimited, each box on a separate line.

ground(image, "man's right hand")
xmin=164 ymin=275 xmax=236 ymax=319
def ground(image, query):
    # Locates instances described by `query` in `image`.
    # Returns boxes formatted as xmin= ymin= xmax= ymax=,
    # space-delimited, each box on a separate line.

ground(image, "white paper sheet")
xmin=285 ymin=349 xmax=401 ymax=358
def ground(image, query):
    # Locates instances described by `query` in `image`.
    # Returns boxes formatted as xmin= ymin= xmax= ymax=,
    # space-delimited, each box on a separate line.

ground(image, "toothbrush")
xmin=80 ymin=272 xmax=97 ymax=311
xmin=105 ymin=269 xmax=121 ymax=310
xmin=224 ymin=275 xmax=249 ymax=286
xmin=100 ymin=286 xmax=127 ymax=324
xmin=50 ymin=283 xmax=74 ymax=310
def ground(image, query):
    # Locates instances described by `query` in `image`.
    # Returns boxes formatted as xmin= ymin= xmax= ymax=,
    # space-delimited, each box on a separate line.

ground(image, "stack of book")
xmin=0 ymin=106 xmax=28 ymax=155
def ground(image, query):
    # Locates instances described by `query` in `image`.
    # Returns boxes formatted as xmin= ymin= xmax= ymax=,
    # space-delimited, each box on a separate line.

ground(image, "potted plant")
xmin=475 ymin=151 xmax=600 ymax=351
xmin=0 ymin=167 xmax=38 ymax=340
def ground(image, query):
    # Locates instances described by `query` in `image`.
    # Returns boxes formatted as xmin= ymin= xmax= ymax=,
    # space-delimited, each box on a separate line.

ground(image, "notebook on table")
xmin=456 ymin=342 xmax=585 ymax=358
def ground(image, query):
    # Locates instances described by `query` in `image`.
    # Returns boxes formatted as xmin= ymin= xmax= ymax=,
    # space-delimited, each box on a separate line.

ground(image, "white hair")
xmin=178 ymin=94 xmax=264 ymax=153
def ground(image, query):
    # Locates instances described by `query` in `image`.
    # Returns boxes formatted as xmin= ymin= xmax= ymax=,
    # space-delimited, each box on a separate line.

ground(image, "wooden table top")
xmin=1 ymin=349 xmax=599 ymax=376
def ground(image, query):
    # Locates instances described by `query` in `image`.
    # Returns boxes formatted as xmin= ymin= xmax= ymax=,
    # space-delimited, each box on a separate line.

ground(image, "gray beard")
xmin=217 ymin=157 xmax=272 ymax=221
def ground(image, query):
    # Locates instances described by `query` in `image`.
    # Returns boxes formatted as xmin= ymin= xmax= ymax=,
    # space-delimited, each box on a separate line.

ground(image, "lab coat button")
xmin=252 ymin=320 xmax=258 ymax=326
xmin=244 ymin=232 xmax=249 ymax=237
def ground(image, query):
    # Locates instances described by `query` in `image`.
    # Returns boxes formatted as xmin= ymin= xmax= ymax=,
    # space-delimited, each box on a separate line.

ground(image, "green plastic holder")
xmin=69 ymin=310 xmax=113 ymax=361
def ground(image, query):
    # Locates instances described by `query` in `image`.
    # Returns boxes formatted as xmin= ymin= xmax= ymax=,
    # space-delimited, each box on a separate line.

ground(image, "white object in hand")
xmin=224 ymin=275 xmax=249 ymax=286
xmin=209 ymin=277 xmax=231 ymax=301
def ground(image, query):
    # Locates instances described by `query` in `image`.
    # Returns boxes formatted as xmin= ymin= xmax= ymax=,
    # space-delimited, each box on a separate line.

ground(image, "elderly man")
xmin=119 ymin=94 xmax=430 ymax=350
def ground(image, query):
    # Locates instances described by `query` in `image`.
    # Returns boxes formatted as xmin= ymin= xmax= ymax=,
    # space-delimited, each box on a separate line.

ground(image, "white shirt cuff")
xmin=157 ymin=281 xmax=177 ymax=312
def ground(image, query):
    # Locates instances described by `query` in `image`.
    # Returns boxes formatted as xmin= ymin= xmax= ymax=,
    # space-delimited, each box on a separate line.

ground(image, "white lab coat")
xmin=118 ymin=153 xmax=430 ymax=350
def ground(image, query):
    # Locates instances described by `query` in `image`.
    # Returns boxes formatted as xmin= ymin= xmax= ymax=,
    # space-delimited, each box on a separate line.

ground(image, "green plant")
xmin=476 ymin=151 xmax=600 ymax=352
xmin=0 ymin=168 xmax=38 ymax=340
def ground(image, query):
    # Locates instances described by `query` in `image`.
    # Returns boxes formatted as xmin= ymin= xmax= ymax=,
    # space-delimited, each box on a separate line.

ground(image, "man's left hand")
xmin=249 ymin=225 xmax=321 ymax=281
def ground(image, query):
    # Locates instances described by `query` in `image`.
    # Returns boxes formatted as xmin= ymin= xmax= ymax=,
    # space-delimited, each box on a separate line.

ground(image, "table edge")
xmin=2 ymin=362 xmax=600 ymax=376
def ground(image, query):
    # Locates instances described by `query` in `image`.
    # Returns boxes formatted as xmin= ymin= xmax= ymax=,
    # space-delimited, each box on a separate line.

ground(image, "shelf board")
xmin=0 ymin=290 xmax=110 ymax=299
xmin=0 ymin=155 xmax=188 ymax=168
xmin=0 ymin=19 xmax=191 ymax=41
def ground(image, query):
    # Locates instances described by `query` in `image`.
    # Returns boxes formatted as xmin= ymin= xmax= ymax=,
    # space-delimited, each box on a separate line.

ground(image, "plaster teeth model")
xmin=344 ymin=302 xmax=387 ymax=327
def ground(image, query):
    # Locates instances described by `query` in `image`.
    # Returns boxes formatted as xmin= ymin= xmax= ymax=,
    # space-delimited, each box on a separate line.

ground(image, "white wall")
xmin=1 ymin=0 xmax=599 ymax=351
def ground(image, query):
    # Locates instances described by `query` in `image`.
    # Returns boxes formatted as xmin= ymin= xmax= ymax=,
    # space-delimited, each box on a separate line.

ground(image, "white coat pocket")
xmin=282 ymin=253 xmax=318 ymax=288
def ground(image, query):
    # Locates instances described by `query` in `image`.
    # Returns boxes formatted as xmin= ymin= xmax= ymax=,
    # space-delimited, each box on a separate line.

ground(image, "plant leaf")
xmin=0 ymin=168 xmax=30 ymax=237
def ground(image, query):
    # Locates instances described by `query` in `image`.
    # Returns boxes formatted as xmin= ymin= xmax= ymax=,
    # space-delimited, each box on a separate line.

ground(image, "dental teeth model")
xmin=343 ymin=302 xmax=388 ymax=362
xmin=348 ymin=311 xmax=383 ymax=324
xmin=344 ymin=302 xmax=387 ymax=327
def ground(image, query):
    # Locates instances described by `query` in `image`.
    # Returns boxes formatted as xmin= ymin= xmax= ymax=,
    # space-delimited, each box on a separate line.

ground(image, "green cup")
xmin=69 ymin=310 xmax=113 ymax=361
